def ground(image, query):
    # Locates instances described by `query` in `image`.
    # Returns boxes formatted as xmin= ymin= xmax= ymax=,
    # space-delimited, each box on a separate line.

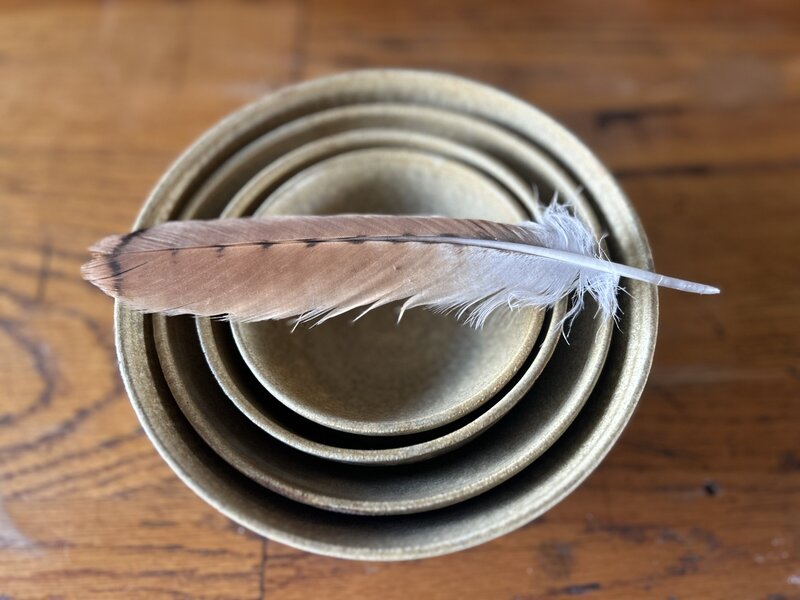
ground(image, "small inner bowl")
xmin=231 ymin=148 xmax=543 ymax=436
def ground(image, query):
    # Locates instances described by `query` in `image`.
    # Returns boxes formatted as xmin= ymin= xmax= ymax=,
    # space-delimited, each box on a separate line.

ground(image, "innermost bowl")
xmin=231 ymin=148 xmax=543 ymax=436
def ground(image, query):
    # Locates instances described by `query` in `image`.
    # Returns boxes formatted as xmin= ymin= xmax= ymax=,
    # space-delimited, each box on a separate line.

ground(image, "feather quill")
xmin=81 ymin=202 xmax=718 ymax=327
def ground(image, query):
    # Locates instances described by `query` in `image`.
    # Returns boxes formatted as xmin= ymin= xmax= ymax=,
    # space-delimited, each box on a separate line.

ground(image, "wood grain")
xmin=0 ymin=1 xmax=798 ymax=598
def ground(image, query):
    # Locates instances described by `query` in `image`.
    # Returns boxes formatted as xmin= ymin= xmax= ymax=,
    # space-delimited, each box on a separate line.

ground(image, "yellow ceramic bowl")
xmin=117 ymin=70 xmax=656 ymax=557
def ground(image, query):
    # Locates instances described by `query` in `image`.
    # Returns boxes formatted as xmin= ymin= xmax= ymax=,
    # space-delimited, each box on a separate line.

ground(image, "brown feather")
xmin=81 ymin=211 xmax=718 ymax=325
xmin=82 ymin=216 xmax=549 ymax=323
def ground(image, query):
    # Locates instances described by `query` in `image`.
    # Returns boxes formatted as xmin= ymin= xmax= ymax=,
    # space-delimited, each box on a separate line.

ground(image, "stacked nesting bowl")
xmin=117 ymin=70 xmax=658 ymax=560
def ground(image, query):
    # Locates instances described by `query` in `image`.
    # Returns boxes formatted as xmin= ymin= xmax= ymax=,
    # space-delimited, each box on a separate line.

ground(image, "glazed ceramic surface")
xmin=117 ymin=69 xmax=657 ymax=559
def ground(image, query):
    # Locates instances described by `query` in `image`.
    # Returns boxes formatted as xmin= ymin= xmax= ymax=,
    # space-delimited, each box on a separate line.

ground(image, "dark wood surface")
xmin=1 ymin=1 xmax=798 ymax=598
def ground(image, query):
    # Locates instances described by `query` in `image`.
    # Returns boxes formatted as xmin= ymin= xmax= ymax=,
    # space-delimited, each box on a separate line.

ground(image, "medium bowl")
xmin=153 ymin=143 xmax=600 ymax=515
xmin=195 ymin=118 xmax=590 ymax=465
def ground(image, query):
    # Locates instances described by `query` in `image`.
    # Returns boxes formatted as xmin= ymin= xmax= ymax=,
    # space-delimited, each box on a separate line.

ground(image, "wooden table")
xmin=1 ymin=2 xmax=798 ymax=598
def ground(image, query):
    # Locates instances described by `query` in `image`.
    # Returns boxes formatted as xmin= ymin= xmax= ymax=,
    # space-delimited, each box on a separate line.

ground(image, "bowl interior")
xmin=232 ymin=148 xmax=542 ymax=436
xmin=152 ymin=289 xmax=608 ymax=515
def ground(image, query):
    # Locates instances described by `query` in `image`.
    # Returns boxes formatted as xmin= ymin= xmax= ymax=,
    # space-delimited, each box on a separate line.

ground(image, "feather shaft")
xmin=386 ymin=236 xmax=719 ymax=295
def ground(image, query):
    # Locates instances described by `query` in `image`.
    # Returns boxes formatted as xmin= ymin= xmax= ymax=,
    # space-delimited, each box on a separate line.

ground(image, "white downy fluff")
xmin=390 ymin=202 xmax=620 ymax=329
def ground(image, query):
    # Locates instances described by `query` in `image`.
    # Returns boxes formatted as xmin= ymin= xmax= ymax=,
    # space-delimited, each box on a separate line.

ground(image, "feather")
xmin=81 ymin=202 xmax=718 ymax=327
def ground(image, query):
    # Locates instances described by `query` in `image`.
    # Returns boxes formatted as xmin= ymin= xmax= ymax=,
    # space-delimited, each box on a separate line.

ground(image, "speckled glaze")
xmin=116 ymin=70 xmax=657 ymax=559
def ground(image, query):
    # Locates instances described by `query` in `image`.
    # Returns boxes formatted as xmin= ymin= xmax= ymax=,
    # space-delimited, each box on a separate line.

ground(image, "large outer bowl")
xmin=116 ymin=69 xmax=658 ymax=560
